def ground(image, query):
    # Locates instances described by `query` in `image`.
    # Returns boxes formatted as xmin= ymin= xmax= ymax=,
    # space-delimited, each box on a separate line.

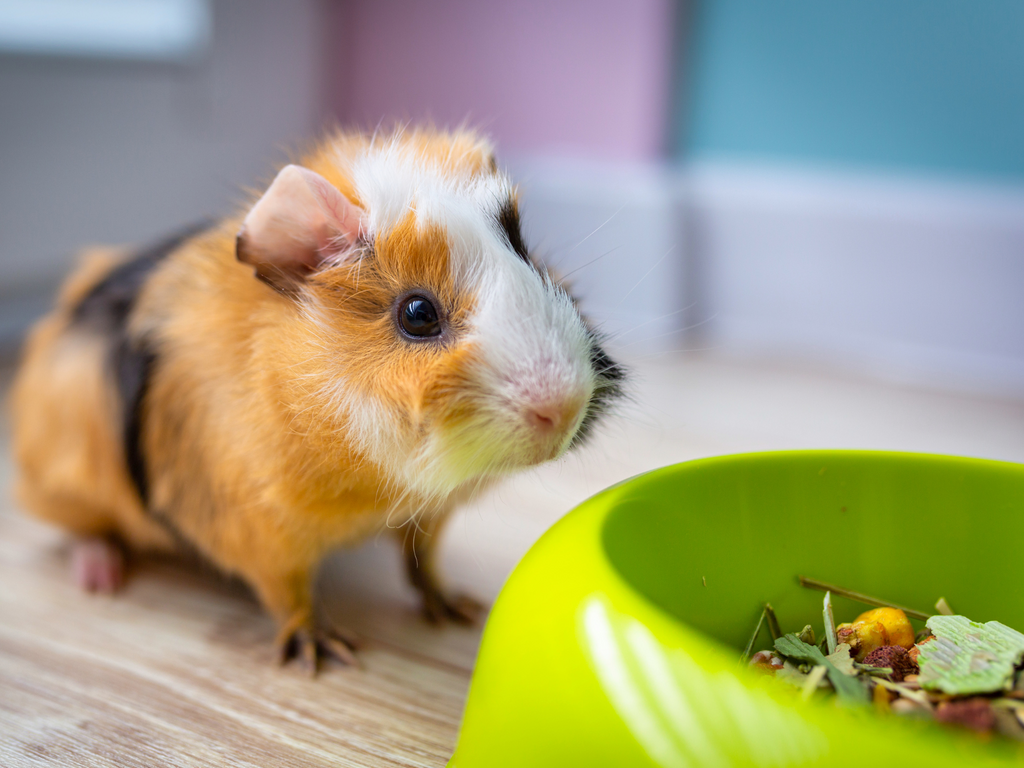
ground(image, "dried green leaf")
xmin=774 ymin=634 xmax=817 ymax=664
xmin=854 ymin=663 xmax=893 ymax=677
xmin=826 ymin=643 xmax=855 ymax=676
xmin=874 ymin=677 xmax=933 ymax=708
xmin=990 ymin=698 xmax=1024 ymax=710
xmin=992 ymin=705 xmax=1024 ymax=742
xmin=918 ymin=615 xmax=1024 ymax=695
xmin=775 ymin=634 xmax=869 ymax=704
xmin=797 ymin=576 xmax=929 ymax=620
xmin=823 ymin=591 xmax=838 ymax=656
xmin=741 ymin=607 xmax=767 ymax=662
xmin=765 ymin=603 xmax=782 ymax=640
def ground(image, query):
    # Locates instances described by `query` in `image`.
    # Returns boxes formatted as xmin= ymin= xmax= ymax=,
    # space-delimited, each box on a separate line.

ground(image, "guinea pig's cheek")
xmin=411 ymin=347 xmax=486 ymax=440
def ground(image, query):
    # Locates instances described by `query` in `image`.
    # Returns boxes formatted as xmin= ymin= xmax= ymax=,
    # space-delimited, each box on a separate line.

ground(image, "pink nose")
xmin=525 ymin=401 xmax=581 ymax=436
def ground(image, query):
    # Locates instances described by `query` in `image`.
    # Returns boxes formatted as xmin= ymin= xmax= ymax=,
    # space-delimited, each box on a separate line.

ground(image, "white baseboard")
xmin=687 ymin=162 xmax=1024 ymax=398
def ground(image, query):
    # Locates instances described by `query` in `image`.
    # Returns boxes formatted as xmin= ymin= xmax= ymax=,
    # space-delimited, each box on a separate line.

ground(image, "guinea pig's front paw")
xmin=276 ymin=616 xmax=361 ymax=676
xmin=421 ymin=589 xmax=486 ymax=626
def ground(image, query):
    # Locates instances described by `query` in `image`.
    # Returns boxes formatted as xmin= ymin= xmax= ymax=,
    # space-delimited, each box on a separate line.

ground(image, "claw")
xmin=277 ymin=623 xmax=362 ymax=675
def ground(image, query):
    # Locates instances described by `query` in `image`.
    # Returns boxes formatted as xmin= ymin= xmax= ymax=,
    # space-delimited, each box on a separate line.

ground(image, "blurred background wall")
xmin=326 ymin=0 xmax=673 ymax=161
xmin=683 ymin=0 xmax=1024 ymax=396
xmin=0 ymin=0 xmax=328 ymax=337
xmin=1 ymin=0 xmax=1021 ymax=397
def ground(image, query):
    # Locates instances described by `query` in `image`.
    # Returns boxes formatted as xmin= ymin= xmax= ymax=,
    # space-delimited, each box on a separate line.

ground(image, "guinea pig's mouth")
xmin=510 ymin=395 xmax=588 ymax=466
xmin=399 ymin=397 xmax=592 ymax=500
xmin=539 ymin=433 xmax=577 ymax=463
xmin=519 ymin=435 xmax=569 ymax=466
xmin=405 ymin=352 xmax=624 ymax=494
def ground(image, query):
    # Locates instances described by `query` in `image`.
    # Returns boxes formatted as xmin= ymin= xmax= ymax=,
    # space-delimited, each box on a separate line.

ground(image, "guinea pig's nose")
xmin=525 ymin=400 xmax=581 ymax=436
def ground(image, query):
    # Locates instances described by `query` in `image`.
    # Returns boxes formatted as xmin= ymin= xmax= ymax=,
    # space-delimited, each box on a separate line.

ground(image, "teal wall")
xmin=681 ymin=1 xmax=1024 ymax=180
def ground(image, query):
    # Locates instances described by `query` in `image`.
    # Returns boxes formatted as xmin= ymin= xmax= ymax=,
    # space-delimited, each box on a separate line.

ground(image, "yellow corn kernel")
xmin=854 ymin=607 xmax=915 ymax=649
xmin=858 ymin=620 xmax=889 ymax=659
xmin=835 ymin=619 xmax=889 ymax=661
xmin=835 ymin=624 xmax=858 ymax=658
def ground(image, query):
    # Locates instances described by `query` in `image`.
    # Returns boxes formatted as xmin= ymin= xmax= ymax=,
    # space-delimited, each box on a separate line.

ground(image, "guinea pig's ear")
xmin=236 ymin=164 xmax=363 ymax=293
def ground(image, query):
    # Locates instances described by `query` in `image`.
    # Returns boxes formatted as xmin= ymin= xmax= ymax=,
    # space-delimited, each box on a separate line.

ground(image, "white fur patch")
xmin=325 ymin=135 xmax=598 ymax=503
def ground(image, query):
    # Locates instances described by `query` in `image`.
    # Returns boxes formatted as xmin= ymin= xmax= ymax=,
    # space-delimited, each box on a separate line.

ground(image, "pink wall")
xmin=327 ymin=0 xmax=675 ymax=162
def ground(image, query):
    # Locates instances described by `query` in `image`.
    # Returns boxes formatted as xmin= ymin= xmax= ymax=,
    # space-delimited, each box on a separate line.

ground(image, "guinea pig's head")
xmin=237 ymin=129 xmax=624 ymax=502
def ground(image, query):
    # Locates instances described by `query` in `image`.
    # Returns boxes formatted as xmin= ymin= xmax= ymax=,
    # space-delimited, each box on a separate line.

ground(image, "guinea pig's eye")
xmin=398 ymin=295 xmax=442 ymax=338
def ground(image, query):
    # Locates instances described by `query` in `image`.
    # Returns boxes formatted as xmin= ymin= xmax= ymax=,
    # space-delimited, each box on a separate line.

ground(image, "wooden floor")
xmin=2 ymin=352 xmax=1023 ymax=767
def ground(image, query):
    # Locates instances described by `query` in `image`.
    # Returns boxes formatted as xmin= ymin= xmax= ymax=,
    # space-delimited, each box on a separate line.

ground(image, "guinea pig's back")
xmin=8 ymin=227 xmax=208 ymax=552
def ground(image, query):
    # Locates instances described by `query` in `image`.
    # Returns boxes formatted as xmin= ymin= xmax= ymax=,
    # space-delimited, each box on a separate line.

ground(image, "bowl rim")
xmin=595 ymin=448 xmax=1024 ymax=627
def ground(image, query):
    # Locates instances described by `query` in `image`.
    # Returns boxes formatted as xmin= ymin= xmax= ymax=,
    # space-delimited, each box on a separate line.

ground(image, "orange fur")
xmin=11 ymin=246 xmax=175 ymax=552
xmin=11 ymin=129 xmax=504 ymax=651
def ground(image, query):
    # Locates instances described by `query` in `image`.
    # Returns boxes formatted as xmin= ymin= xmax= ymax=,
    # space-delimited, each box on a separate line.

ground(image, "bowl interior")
xmin=602 ymin=451 xmax=1024 ymax=653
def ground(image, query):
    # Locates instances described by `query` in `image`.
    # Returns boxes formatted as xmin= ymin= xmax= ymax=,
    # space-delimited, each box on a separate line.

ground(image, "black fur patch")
xmin=496 ymin=198 xmax=530 ymax=262
xmin=572 ymin=334 xmax=626 ymax=448
xmin=71 ymin=222 xmax=209 ymax=507
xmin=72 ymin=222 xmax=208 ymax=331
xmin=113 ymin=338 xmax=156 ymax=505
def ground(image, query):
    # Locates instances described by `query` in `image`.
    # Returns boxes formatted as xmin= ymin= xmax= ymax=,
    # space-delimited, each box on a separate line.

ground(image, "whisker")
xmin=557 ymin=203 xmax=626 ymax=263
xmin=616 ymin=245 xmax=675 ymax=307
xmin=603 ymin=305 xmax=693 ymax=344
xmin=617 ymin=318 xmax=720 ymax=352
xmin=559 ymin=245 xmax=623 ymax=281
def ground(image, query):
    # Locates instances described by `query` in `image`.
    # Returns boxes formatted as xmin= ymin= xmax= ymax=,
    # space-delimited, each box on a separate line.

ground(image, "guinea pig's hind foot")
xmin=71 ymin=537 xmax=126 ymax=594
xmin=421 ymin=589 xmax=486 ymax=626
xmin=276 ymin=617 xmax=362 ymax=677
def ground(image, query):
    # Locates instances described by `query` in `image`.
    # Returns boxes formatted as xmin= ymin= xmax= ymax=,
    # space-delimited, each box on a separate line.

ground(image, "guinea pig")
xmin=9 ymin=127 xmax=624 ymax=673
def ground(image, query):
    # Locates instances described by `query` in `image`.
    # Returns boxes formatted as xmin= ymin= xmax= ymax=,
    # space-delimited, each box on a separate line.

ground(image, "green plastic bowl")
xmin=449 ymin=451 xmax=1024 ymax=767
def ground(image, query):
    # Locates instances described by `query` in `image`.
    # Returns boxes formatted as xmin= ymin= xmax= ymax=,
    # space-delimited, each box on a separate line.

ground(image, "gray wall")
xmin=0 ymin=0 xmax=328 ymax=338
